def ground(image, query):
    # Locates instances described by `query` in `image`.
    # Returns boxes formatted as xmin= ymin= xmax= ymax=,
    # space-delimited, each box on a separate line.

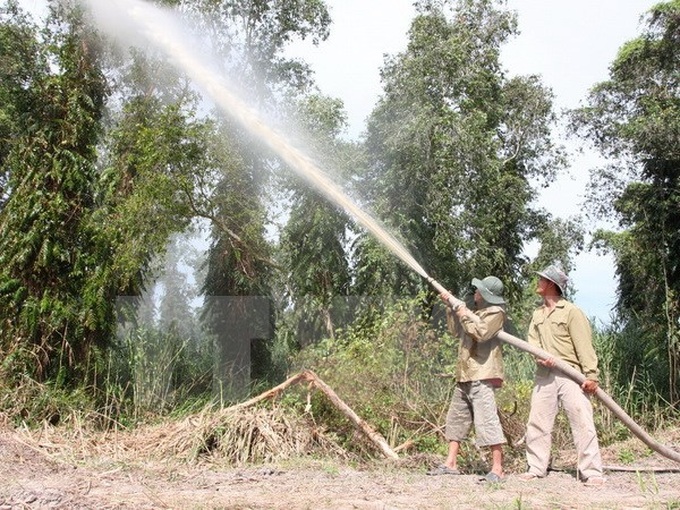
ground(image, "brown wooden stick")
xmin=602 ymin=465 xmax=680 ymax=473
xmin=229 ymin=371 xmax=314 ymax=411
xmin=304 ymin=370 xmax=399 ymax=460
xmin=394 ymin=439 xmax=414 ymax=453
xmin=229 ymin=370 xmax=399 ymax=460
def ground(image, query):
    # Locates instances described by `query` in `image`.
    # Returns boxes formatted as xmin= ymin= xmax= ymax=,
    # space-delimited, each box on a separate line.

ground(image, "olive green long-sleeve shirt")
xmin=527 ymin=298 xmax=599 ymax=382
xmin=447 ymin=305 xmax=505 ymax=383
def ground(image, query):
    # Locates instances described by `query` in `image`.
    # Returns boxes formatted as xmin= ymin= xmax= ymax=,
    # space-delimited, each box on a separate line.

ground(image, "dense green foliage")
xmin=355 ymin=0 xmax=569 ymax=305
xmin=278 ymin=94 xmax=355 ymax=348
xmin=570 ymin=0 xmax=680 ymax=406
xmin=292 ymin=296 xmax=666 ymax=462
xmin=0 ymin=2 xmax=109 ymax=382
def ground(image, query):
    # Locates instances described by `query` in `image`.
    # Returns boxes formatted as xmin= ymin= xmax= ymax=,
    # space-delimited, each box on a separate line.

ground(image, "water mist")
xmin=82 ymin=0 xmax=429 ymax=281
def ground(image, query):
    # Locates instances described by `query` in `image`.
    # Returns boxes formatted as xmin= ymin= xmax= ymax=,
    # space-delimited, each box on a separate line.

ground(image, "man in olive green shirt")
xmin=520 ymin=265 xmax=605 ymax=487
xmin=428 ymin=276 xmax=506 ymax=482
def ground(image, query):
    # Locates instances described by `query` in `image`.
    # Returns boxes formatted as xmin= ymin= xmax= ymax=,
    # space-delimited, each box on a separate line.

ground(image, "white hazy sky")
xmin=288 ymin=0 xmax=658 ymax=324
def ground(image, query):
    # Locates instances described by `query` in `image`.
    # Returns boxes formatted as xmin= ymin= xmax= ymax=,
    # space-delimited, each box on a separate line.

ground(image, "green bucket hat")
xmin=471 ymin=276 xmax=505 ymax=305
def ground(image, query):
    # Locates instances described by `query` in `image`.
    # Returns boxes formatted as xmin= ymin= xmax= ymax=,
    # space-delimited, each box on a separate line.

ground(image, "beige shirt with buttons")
xmin=527 ymin=298 xmax=599 ymax=382
xmin=447 ymin=305 xmax=505 ymax=384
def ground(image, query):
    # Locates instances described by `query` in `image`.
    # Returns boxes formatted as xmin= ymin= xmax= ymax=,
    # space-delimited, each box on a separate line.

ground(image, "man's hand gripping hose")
xmin=424 ymin=274 xmax=680 ymax=465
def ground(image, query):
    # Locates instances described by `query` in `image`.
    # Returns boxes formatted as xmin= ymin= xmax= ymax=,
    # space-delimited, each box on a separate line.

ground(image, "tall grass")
xmin=288 ymin=294 xmax=535 ymax=468
xmin=0 ymin=290 xmax=676 ymax=467
xmin=594 ymin=322 xmax=678 ymax=437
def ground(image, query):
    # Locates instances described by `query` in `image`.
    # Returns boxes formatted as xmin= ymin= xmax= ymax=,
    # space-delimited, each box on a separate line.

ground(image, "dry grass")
xmin=13 ymin=404 xmax=352 ymax=468
xmin=133 ymin=405 xmax=349 ymax=464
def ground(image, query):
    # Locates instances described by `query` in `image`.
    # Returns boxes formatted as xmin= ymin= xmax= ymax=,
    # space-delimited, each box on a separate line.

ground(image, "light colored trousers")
xmin=445 ymin=380 xmax=506 ymax=447
xmin=525 ymin=371 xmax=603 ymax=479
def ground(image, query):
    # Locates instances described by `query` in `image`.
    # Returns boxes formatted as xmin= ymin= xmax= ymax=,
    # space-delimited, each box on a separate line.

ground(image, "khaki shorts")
xmin=445 ymin=380 xmax=506 ymax=447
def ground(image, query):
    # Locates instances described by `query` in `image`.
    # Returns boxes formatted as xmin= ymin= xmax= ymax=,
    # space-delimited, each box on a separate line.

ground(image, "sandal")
xmin=584 ymin=476 xmax=605 ymax=487
xmin=426 ymin=464 xmax=461 ymax=476
xmin=483 ymin=472 xmax=504 ymax=483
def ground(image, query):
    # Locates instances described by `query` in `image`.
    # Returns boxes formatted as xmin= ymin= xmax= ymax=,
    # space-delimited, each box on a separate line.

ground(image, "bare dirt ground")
xmin=1 ymin=425 xmax=679 ymax=510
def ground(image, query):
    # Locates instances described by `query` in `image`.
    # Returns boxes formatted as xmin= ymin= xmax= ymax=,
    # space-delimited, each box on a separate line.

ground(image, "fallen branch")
xmin=307 ymin=370 xmax=399 ymax=460
xmin=229 ymin=371 xmax=314 ymax=411
xmin=230 ymin=370 xmax=399 ymax=460
xmin=394 ymin=439 xmax=415 ymax=453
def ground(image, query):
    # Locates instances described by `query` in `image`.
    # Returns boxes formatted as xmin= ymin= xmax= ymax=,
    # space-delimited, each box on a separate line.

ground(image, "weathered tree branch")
xmin=230 ymin=370 xmax=399 ymax=460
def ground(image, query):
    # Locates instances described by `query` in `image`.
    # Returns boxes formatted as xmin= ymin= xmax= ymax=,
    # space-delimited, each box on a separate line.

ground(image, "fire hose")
xmin=426 ymin=276 xmax=680 ymax=465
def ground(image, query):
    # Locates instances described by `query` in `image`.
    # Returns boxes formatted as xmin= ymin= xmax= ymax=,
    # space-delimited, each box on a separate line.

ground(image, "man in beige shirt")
xmin=519 ymin=265 xmax=605 ymax=487
xmin=428 ymin=276 xmax=506 ymax=482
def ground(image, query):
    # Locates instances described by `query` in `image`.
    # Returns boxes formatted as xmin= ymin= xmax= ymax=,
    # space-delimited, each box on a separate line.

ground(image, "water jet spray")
xmin=81 ymin=0 xmax=680 ymax=464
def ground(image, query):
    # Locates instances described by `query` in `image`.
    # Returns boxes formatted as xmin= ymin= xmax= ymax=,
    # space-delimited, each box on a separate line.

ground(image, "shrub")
xmin=291 ymin=294 xmax=456 ymax=454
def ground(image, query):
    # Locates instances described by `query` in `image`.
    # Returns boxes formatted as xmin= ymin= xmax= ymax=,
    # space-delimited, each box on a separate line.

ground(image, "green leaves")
xmin=0 ymin=4 xmax=109 ymax=380
xmin=571 ymin=1 xmax=680 ymax=403
xmin=0 ymin=1 xmax=215 ymax=385
xmin=359 ymin=0 xmax=566 ymax=302
xmin=185 ymin=0 xmax=331 ymax=98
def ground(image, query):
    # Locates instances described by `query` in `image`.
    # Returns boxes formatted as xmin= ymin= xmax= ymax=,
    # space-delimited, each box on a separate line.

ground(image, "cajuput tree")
xmin=277 ymin=94 xmax=354 ymax=348
xmin=570 ymin=0 xmax=680 ymax=404
xmin=0 ymin=2 xmax=44 ymax=204
xmin=182 ymin=0 xmax=331 ymax=104
xmin=355 ymin=0 xmax=569 ymax=304
xmin=101 ymin=0 xmax=335 ymax=397
xmin=179 ymin=0 xmax=334 ymax=397
xmin=0 ymin=2 xmax=110 ymax=382
xmin=0 ymin=0 xmax=230 ymax=390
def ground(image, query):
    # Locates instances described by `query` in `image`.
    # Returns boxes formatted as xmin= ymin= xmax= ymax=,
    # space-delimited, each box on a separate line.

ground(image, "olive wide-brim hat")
xmin=471 ymin=276 xmax=506 ymax=305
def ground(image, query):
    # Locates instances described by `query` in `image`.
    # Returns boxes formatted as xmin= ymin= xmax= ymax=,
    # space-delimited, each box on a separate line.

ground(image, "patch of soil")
xmin=1 ymin=426 xmax=679 ymax=509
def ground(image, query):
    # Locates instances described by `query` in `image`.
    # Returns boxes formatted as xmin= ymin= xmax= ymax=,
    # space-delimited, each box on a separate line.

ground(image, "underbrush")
xmin=0 ymin=295 xmax=678 ymax=473
xmin=0 ymin=374 xmax=94 ymax=428
xmin=285 ymin=296 xmax=679 ymax=471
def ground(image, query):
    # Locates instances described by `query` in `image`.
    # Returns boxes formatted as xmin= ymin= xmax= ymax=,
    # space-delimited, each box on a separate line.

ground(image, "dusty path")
xmin=1 ymin=431 xmax=679 ymax=510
